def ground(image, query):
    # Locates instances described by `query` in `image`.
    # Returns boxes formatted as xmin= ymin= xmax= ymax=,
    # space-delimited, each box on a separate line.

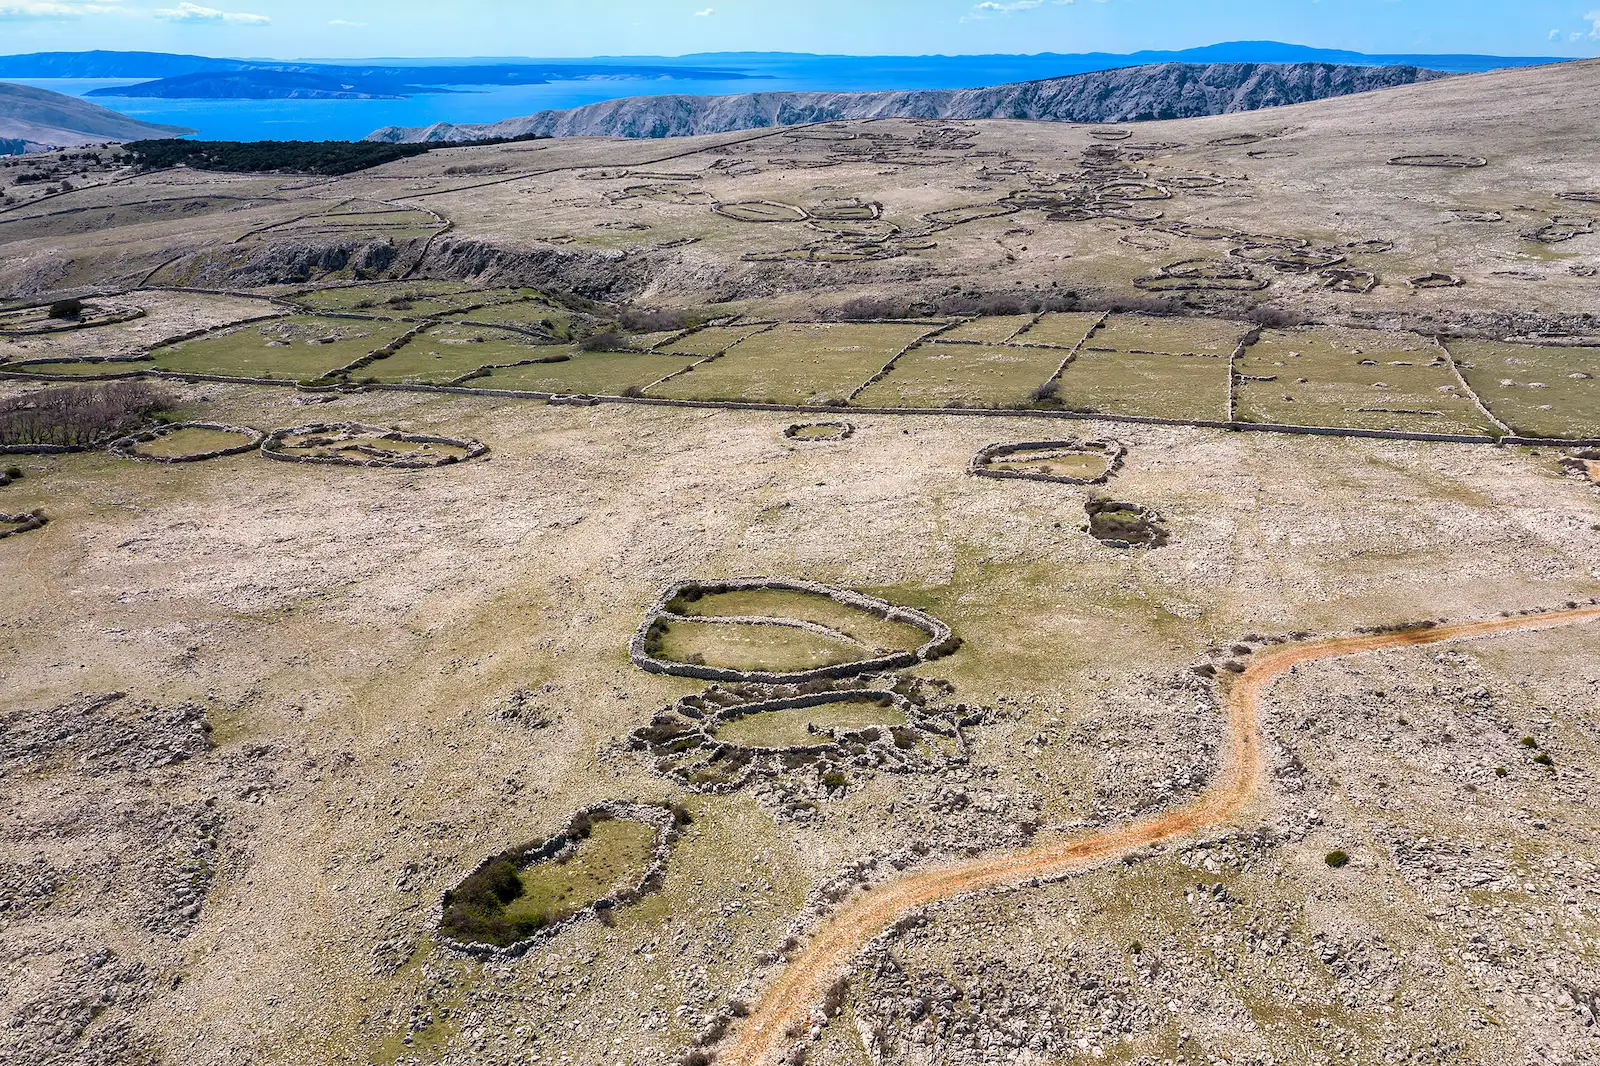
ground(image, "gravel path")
xmin=721 ymin=605 xmax=1600 ymax=1065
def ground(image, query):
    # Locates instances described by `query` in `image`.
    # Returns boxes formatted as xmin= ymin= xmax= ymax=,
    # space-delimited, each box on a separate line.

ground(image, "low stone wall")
xmin=784 ymin=421 xmax=855 ymax=441
xmin=109 ymin=421 xmax=266 ymax=464
xmin=0 ymin=509 xmax=48 ymax=540
xmin=0 ymin=305 xmax=145 ymax=337
xmin=434 ymin=801 xmax=681 ymax=962
xmin=630 ymin=678 xmax=980 ymax=800
xmin=630 ymin=577 xmax=959 ymax=685
xmin=261 ymin=422 xmax=489 ymax=469
xmin=970 ymin=438 xmax=1127 ymax=486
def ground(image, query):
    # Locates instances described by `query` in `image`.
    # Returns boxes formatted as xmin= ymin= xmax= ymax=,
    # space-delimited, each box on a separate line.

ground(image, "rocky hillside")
xmin=368 ymin=61 xmax=1447 ymax=143
xmin=0 ymin=81 xmax=194 ymax=148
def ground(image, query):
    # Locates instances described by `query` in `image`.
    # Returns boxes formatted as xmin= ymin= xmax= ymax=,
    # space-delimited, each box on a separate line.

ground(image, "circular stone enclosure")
xmin=713 ymin=201 xmax=809 ymax=223
xmin=0 ymin=301 xmax=145 ymax=336
xmin=111 ymin=422 xmax=266 ymax=463
xmin=971 ymin=439 xmax=1127 ymax=486
xmin=1389 ymin=154 xmax=1487 ymax=168
xmin=631 ymin=578 xmax=959 ymax=684
xmin=436 ymin=801 xmax=679 ymax=959
xmin=785 ymin=421 xmax=855 ymax=442
xmin=262 ymin=422 xmax=488 ymax=468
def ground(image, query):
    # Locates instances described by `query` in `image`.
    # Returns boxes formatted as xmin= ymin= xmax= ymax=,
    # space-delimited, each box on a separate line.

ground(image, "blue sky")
xmin=1 ymin=0 xmax=1598 ymax=59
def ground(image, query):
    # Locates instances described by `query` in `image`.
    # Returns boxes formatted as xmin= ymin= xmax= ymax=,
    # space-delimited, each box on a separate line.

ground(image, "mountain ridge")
xmin=0 ymin=81 xmax=195 ymax=150
xmin=366 ymin=61 xmax=1451 ymax=143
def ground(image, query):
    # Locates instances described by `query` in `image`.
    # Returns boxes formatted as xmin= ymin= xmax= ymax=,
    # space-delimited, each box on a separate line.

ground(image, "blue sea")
xmin=9 ymin=49 xmax=1561 ymax=142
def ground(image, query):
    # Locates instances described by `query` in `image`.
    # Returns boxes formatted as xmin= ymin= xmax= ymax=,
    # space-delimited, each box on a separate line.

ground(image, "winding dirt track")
xmin=721 ymin=606 xmax=1600 ymax=1066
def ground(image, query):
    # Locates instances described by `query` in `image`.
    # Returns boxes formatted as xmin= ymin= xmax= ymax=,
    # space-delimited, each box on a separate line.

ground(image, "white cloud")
xmin=694 ymin=6 xmax=712 ymax=15
xmin=1588 ymin=9 xmax=1600 ymax=38
xmin=0 ymin=0 xmax=127 ymax=18
xmin=153 ymin=1 xmax=269 ymax=23
xmin=328 ymin=17 xmax=365 ymax=26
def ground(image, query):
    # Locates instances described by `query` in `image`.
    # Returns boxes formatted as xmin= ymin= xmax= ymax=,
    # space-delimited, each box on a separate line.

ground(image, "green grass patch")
xmin=714 ymin=697 xmax=907 ymax=749
xmin=291 ymin=281 xmax=479 ymax=314
xmin=853 ymin=341 xmax=1063 ymax=409
xmin=151 ymin=316 xmax=410 ymax=380
xmin=468 ymin=349 xmax=695 ymax=394
xmin=1056 ymin=349 xmax=1229 ymax=421
xmin=1087 ymin=314 xmax=1248 ymax=356
xmin=655 ymin=619 xmax=870 ymax=673
xmin=440 ymin=817 xmax=657 ymax=947
xmin=986 ymin=449 xmax=1111 ymax=479
xmin=648 ymin=322 xmax=932 ymax=405
xmin=132 ymin=426 xmax=255 ymax=458
xmin=654 ymin=324 xmax=771 ymax=357
xmin=0 ymin=360 xmax=149 ymax=378
xmin=1011 ymin=312 xmax=1104 ymax=348
xmin=1450 ymin=340 xmax=1600 ymax=440
xmin=442 ymin=296 xmax=568 ymax=331
xmin=364 ymin=323 xmax=558 ymax=384
xmin=673 ymin=587 xmax=928 ymax=651
xmin=937 ymin=315 xmax=1035 ymax=344
xmin=1237 ymin=328 xmax=1498 ymax=435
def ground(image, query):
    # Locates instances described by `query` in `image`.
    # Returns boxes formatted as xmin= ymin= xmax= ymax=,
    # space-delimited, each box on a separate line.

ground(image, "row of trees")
xmin=0 ymin=381 xmax=173 ymax=448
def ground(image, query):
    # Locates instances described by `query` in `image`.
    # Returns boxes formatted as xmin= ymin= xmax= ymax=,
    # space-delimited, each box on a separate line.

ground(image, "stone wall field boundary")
xmin=109 ymin=421 xmax=266 ymax=463
xmin=631 ymin=578 xmax=960 ymax=685
xmin=435 ymin=801 xmax=680 ymax=962
xmin=261 ymin=422 xmax=489 ymax=468
xmin=970 ymin=439 xmax=1127 ymax=486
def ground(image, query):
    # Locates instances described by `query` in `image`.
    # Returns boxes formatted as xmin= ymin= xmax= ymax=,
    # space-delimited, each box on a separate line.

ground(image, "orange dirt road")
xmin=720 ymin=606 xmax=1600 ymax=1066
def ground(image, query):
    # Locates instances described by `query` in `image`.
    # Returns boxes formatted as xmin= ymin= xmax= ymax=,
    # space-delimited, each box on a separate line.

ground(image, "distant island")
xmin=0 ymin=43 xmax=1561 ymax=102
xmin=368 ymin=61 xmax=1451 ymax=142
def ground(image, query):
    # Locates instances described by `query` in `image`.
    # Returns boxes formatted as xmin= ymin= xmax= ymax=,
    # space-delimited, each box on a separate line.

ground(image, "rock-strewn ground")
xmin=0 ymin=379 xmax=1596 ymax=1065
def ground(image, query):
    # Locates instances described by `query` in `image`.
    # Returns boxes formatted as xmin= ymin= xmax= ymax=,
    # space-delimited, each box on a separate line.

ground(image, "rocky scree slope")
xmin=367 ymin=61 xmax=1447 ymax=142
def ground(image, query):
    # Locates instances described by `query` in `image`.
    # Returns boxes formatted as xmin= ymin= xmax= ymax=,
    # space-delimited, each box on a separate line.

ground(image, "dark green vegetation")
xmin=1325 ymin=850 xmax=1351 ymax=869
xmin=1085 ymin=496 xmax=1170 ymax=548
xmin=439 ymin=812 xmax=658 ymax=948
xmin=0 ymin=381 xmax=171 ymax=448
xmin=125 ymin=139 xmax=433 ymax=176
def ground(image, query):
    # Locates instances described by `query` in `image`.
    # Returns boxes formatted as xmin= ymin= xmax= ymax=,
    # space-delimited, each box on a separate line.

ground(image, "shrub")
xmin=1533 ymin=753 xmax=1554 ymax=768
xmin=580 ymin=330 xmax=626 ymax=352
xmin=1247 ymin=306 xmax=1306 ymax=329
xmin=837 ymin=295 xmax=910 ymax=321
xmin=1325 ymin=850 xmax=1350 ymax=869
xmin=619 ymin=308 xmax=697 ymax=333
xmin=1030 ymin=379 xmax=1060 ymax=405
xmin=0 ymin=381 xmax=174 ymax=448
xmin=47 ymin=298 xmax=84 ymax=320
xmin=821 ymin=770 xmax=848 ymax=790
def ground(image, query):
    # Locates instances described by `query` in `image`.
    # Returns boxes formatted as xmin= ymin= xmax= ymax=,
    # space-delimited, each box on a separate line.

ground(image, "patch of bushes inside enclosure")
xmin=439 ymin=811 xmax=661 ymax=947
xmin=0 ymin=381 xmax=174 ymax=448
xmin=1085 ymin=496 xmax=1170 ymax=548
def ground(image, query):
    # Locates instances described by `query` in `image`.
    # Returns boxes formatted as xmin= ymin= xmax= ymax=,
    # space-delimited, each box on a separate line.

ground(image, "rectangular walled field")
xmin=1011 ymin=312 xmax=1104 ymax=349
xmin=364 ymin=325 xmax=561 ymax=384
xmin=937 ymin=315 xmax=1036 ymax=344
xmin=1055 ymin=350 xmax=1229 ymax=421
xmin=1085 ymin=314 xmax=1249 ymax=356
xmin=654 ymin=324 xmax=774 ymax=357
xmin=852 ymin=342 xmax=1064 ymax=409
xmin=1449 ymin=340 xmax=1600 ymax=440
xmin=647 ymin=323 xmax=934 ymax=405
xmin=150 ymin=316 xmax=411 ymax=380
xmin=468 ymin=350 xmax=696 ymax=395
xmin=1236 ymin=328 xmax=1498 ymax=436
